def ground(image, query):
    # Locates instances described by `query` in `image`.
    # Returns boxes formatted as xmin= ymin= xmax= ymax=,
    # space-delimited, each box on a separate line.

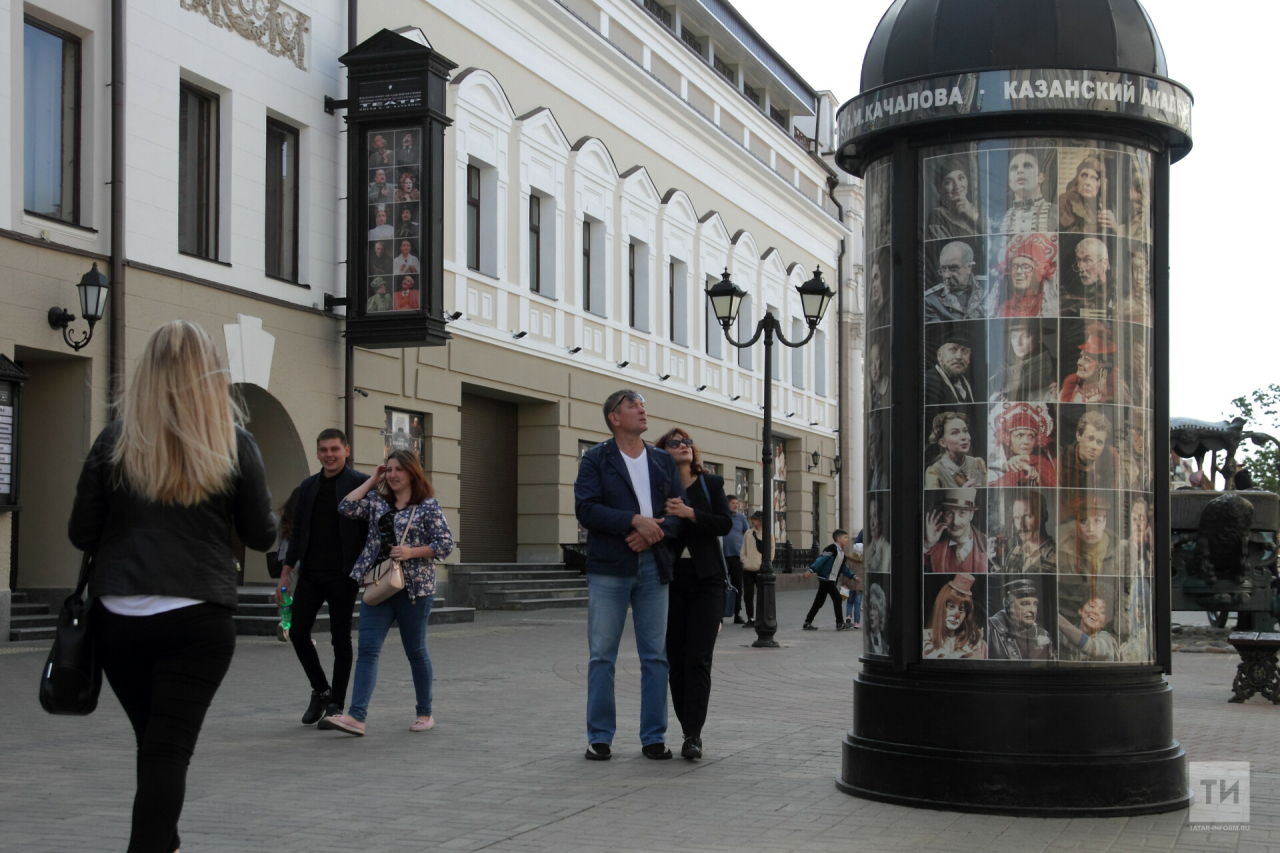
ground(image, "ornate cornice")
xmin=181 ymin=0 xmax=310 ymax=71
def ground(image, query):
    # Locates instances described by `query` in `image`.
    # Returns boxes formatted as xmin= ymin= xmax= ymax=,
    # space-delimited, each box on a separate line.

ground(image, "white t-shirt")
xmin=100 ymin=595 xmax=203 ymax=616
xmin=621 ymin=447 xmax=654 ymax=519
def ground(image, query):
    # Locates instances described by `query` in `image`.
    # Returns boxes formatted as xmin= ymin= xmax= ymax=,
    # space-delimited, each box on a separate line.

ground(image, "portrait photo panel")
xmin=867 ymin=327 xmax=891 ymax=412
xmin=924 ymin=236 xmax=987 ymax=323
xmin=368 ymin=203 xmax=394 ymax=241
xmin=986 ymin=573 xmax=1058 ymax=661
xmin=922 ymin=573 xmax=988 ymax=660
xmin=1057 ymin=574 xmax=1121 ymax=662
xmin=983 ymin=143 xmax=1059 ymax=236
xmin=1115 ymin=238 xmax=1152 ymax=326
xmin=1059 ymin=234 xmax=1118 ymax=319
xmin=987 ymin=401 xmax=1057 ymax=488
xmin=1120 ymin=491 xmax=1155 ymax=579
xmin=867 ymin=246 xmax=891 ymax=331
xmin=391 ymin=237 xmax=422 ymax=276
xmin=391 ymin=273 xmax=421 ymax=312
xmin=867 ymin=409 xmax=890 ymax=492
xmin=924 ymin=148 xmax=986 ymax=241
xmin=367 ymin=130 xmax=394 ymax=170
xmin=1057 ymin=404 xmax=1122 ymax=491
xmin=1059 ymin=320 xmax=1132 ymax=406
xmin=988 ymin=317 xmax=1059 ymax=403
xmin=394 ymin=166 xmax=422 ymax=203
xmin=864 ymin=572 xmax=891 ymax=657
xmin=1057 ymin=488 xmax=1120 ymax=577
xmin=988 ymin=233 xmax=1059 ymax=319
xmin=1119 ymin=576 xmax=1154 ymax=663
xmin=925 ymin=320 xmax=987 ymax=406
xmin=864 ymin=495 xmax=891 ymax=575
xmin=988 ymin=487 xmax=1058 ymax=573
xmin=368 ymin=166 xmax=395 ymax=205
xmin=394 ymin=202 xmax=421 ymax=240
xmin=1118 ymin=407 xmax=1153 ymax=493
xmin=866 ymin=160 xmax=891 ymax=250
xmin=923 ymin=488 xmax=988 ymax=574
xmin=394 ymin=129 xmax=420 ymax=166
xmin=924 ymin=404 xmax=989 ymax=489
xmin=366 ymin=275 xmax=394 ymax=314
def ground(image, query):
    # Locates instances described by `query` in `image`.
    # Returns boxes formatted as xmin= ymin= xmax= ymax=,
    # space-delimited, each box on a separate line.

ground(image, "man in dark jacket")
xmin=278 ymin=429 xmax=370 ymax=724
xmin=574 ymin=390 xmax=686 ymax=761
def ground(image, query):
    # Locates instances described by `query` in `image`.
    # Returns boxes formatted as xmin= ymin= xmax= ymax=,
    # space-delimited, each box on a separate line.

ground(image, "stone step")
xmin=233 ymin=605 xmax=475 ymax=636
xmin=12 ymin=613 xmax=58 ymax=629
xmin=449 ymin=563 xmax=564 ymax=573
xmin=10 ymin=626 xmax=55 ymax=642
xmin=450 ymin=569 xmax=582 ymax=582
xmin=498 ymin=595 xmax=590 ymax=611
xmin=11 ymin=591 xmax=28 ymax=604
xmin=482 ymin=586 xmax=589 ymax=604
xmin=471 ymin=578 xmax=587 ymax=592
xmin=11 ymin=602 xmax=49 ymax=616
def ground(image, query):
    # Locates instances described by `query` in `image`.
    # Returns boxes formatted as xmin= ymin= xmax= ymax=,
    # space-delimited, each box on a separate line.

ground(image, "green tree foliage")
xmin=1227 ymin=384 xmax=1280 ymax=493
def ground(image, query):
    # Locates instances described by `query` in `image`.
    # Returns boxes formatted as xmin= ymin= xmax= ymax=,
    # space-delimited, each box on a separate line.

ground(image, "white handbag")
xmin=361 ymin=504 xmax=418 ymax=605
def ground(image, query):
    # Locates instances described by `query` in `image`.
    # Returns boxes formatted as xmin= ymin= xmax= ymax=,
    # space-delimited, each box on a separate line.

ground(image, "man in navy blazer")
xmin=278 ymin=429 xmax=370 ymax=725
xmin=575 ymin=389 xmax=686 ymax=761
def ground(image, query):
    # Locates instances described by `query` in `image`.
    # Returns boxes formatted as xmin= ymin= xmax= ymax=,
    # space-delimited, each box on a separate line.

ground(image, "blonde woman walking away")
xmin=69 ymin=321 xmax=277 ymax=853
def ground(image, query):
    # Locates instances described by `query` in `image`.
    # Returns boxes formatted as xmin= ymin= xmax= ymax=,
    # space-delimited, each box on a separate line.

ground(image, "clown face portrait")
xmin=988 ymin=401 xmax=1056 ymax=488
xmin=992 ymin=233 xmax=1058 ymax=318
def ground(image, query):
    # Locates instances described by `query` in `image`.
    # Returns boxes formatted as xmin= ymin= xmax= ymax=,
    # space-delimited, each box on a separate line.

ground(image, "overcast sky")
xmin=729 ymin=0 xmax=1275 ymax=424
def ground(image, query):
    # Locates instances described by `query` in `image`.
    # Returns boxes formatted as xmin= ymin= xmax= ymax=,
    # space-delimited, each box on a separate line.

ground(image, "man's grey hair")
xmin=1077 ymin=237 xmax=1108 ymax=262
xmin=942 ymin=241 xmax=975 ymax=266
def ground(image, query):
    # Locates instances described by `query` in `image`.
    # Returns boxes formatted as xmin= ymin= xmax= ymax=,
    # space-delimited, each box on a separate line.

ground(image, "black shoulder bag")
xmin=39 ymin=550 xmax=102 ymax=716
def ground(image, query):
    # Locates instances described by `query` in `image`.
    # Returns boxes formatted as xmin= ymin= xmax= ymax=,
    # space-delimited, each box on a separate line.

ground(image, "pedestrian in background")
xmin=279 ymin=430 xmax=369 ymax=725
xmin=657 ymin=427 xmax=733 ymax=760
xmin=844 ymin=543 xmax=864 ymax=628
xmin=802 ymin=529 xmax=855 ymax=631
xmin=320 ymin=450 xmax=453 ymax=736
xmin=723 ymin=495 xmax=749 ymax=624
xmin=69 ymin=320 xmax=277 ymax=853
xmin=740 ymin=510 xmax=772 ymax=627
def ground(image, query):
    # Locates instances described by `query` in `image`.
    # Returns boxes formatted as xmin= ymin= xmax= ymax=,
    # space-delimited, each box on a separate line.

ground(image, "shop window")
xmin=23 ymin=18 xmax=80 ymax=225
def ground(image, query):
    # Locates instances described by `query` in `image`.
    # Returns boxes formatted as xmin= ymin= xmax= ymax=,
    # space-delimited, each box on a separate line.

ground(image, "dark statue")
xmin=1194 ymin=493 xmax=1254 ymax=587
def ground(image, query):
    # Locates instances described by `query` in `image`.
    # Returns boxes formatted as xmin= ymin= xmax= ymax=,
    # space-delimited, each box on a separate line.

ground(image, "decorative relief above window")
xmin=180 ymin=0 xmax=310 ymax=70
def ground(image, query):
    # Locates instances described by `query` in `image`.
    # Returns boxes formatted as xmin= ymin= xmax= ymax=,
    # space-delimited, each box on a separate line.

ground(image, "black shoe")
xmin=836 ymin=622 xmax=851 ymax=631
xmin=302 ymin=689 xmax=331 ymax=725
xmin=733 ymin=615 xmax=746 ymax=624
xmin=585 ymin=743 xmax=612 ymax=761
xmin=802 ymin=623 xmax=818 ymax=631
xmin=642 ymin=743 xmax=673 ymax=760
xmin=681 ymin=736 xmax=703 ymax=760
xmin=743 ymin=620 xmax=755 ymax=628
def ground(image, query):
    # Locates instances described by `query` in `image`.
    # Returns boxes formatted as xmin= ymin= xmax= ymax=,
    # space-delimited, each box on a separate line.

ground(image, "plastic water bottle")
xmin=280 ymin=587 xmax=293 ymax=631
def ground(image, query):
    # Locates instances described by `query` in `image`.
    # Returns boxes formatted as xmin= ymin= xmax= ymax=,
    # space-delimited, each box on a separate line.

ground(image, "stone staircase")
xmin=9 ymin=591 xmax=56 ymax=642
xmin=233 ymin=585 xmax=475 ymax=635
xmin=447 ymin=563 xmax=588 ymax=611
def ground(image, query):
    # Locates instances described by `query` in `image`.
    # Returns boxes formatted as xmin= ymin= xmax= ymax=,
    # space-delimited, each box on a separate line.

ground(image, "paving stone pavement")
xmin=2 ymin=592 xmax=1278 ymax=852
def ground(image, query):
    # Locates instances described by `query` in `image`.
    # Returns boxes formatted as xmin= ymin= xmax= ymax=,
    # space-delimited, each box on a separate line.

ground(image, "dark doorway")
xmin=460 ymin=393 xmax=517 ymax=562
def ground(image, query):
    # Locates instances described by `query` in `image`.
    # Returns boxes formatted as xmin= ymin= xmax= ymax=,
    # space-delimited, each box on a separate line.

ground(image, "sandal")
xmin=410 ymin=716 xmax=435 ymax=732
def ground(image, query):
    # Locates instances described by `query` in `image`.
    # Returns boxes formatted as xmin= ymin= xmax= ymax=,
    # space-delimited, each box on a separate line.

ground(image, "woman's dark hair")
xmin=929 ymin=411 xmax=968 ymax=447
xmin=655 ymin=427 xmax=707 ymax=476
xmin=378 ymin=449 xmax=434 ymax=504
xmin=279 ymin=487 xmax=300 ymax=542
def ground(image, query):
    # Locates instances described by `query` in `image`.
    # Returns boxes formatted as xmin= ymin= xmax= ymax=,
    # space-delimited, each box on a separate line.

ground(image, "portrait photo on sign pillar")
xmin=989 ymin=232 xmax=1059 ymax=318
xmin=925 ymin=321 xmax=987 ymax=406
xmin=1057 ymin=148 xmax=1126 ymax=237
xmin=923 ymin=405 xmax=988 ymax=489
xmin=1118 ymin=320 xmax=1152 ymax=410
xmin=1120 ymin=576 xmax=1154 ymax=663
xmin=866 ymin=161 xmax=891 ymax=249
xmin=392 ymin=274 xmax=421 ymax=311
xmin=923 ymin=236 xmax=988 ymax=323
xmin=922 ymin=488 xmax=988 ymax=574
xmin=395 ymin=202 xmax=420 ymax=239
xmin=368 ymin=167 xmax=394 ymax=205
xmin=392 ymin=238 xmax=421 ymax=275
xmin=986 ymin=574 xmax=1058 ymax=661
xmin=867 ymin=409 xmax=890 ymax=492
xmin=1116 ymin=240 xmax=1152 ymax=326
xmin=368 ymin=204 xmax=394 ymax=240
xmin=369 ymin=239 xmax=393 ymax=276
xmin=1059 ymin=320 xmax=1131 ymax=405
xmin=867 ymin=246 xmax=891 ymax=330
xmin=395 ymin=130 xmax=420 ymax=166
xmin=1057 ymin=404 xmax=1122 ymax=491
xmin=924 ymin=149 xmax=985 ymax=240
xmin=395 ymin=168 xmax=421 ymax=202
xmin=366 ymin=276 xmax=393 ymax=314
xmin=988 ymin=488 xmax=1058 ymax=574
xmin=1057 ymin=574 xmax=1121 ymax=663
xmin=1118 ymin=152 xmax=1153 ymax=244
xmin=983 ymin=143 xmax=1058 ymax=236
xmin=867 ymin=327 xmax=891 ymax=411
xmin=368 ymin=131 xmax=393 ymax=169
xmin=1119 ymin=407 xmax=1153 ymax=494
xmin=864 ymin=572 xmax=891 ymax=656
xmin=922 ymin=572 xmax=988 ymax=660
xmin=987 ymin=401 xmax=1056 ymax=488
xmin=1059 ymin=234 xmax=1117 ymax=319
xmin=864 ymin=494 xmax=891 ymax=575
xmin=1057 ymin=489 xmax=1120 ymax=577
xmin=1121 ymin=491 xmax=1155 ymax=580
xmin=988 ymin=317 xmax=1058 ymax=403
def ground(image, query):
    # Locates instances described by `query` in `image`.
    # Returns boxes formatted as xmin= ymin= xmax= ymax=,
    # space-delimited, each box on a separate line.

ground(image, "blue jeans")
xmin=586 ymin=551 xmax=669 ymax=746
xmin=846 ymin=590 xmax=863 ymax=623
xmin=348 ymin=591 xmax=434 ymax=722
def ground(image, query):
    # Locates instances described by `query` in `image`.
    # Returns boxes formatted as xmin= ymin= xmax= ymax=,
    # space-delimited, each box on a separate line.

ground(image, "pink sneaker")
xmin=410 ymin=716 xmax=435 ymax=732
xmin=318 ymin=713 xmax=365 ymax=736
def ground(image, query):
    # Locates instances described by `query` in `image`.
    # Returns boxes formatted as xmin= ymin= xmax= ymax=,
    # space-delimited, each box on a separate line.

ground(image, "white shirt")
xmin=621 ymin=447 xmax=654 ymax=519
xmin=393 ymin=254 xmax=420 ymax=274
xmin=368 ymin=224 xmax=394 ymax=239
xmin=100 ymin=595 xmax=203 ymax=616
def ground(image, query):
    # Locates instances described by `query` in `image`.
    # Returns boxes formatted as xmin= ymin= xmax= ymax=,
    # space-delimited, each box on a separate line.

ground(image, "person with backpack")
xmin=802 ymin=529 xmax=856 ymax=631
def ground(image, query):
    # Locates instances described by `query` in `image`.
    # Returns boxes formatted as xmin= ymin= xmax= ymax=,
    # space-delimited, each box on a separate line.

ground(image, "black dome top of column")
xmin=861 ymin=0 xmax=1168 ymax=92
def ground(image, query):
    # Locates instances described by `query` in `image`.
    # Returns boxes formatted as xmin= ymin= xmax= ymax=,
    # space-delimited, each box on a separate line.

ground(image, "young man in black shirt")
xmin=278 ymin=429 xmax=370 ymax=724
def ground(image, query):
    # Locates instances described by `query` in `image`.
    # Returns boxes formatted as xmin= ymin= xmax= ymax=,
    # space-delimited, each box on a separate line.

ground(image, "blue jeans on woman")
xmin=348 ymin=591 xmax=434 ymax=722
xmin=846 ymin=590 xmax=863 ymax=624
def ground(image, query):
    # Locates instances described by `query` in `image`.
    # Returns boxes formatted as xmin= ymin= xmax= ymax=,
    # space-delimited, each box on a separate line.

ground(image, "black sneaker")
xmin=585 ymin=743 xmax=612 ymax=761
xmin=681 ymin=736 xmax=703 ymax=760
xmin=836 ymin=622 xmax=851 ymax=631
xmin=742 ymin=620 xmax=755 ymax=628
xmin=642 ymin=743 xmax=673 ymax=760
xmin=302 ymin=689 xmax=332 ymax=725
xmin=802 ymin=623 xmax=818 ymax=631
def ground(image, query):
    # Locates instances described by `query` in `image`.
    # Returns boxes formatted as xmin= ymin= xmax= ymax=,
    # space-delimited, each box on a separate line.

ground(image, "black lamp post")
xmin=48 ymin=263 xmax=110 ymax=352
xmin=706 ymin=266 xmax=833 ymax=648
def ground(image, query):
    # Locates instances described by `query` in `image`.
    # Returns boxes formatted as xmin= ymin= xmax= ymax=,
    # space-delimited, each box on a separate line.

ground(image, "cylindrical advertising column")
xmin=836 ymin=1 xmax=1192 ymax=815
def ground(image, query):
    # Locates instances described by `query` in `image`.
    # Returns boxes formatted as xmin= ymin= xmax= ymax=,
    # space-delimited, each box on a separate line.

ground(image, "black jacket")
xmin=287 ymin=465 xmax=370 ymax=574
xmin=68 ymin=422 xmax=278 ymax=610
xmin=668 ymin=473 xmax=734 ymax=580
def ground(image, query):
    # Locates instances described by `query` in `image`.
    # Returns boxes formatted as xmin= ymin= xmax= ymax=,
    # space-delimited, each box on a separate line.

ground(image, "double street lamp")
xmin=706 ymin=266 xmax=834 ymax=648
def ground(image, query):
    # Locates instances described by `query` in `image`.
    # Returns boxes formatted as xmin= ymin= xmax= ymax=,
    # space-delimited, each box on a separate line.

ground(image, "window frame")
xmin=466 ymin=164 xmax=481 ymax=271
xmin=628 ymin=242 xmax=637 ymax=328
xmin=178 ymin=81 xmax=221 ymax=261
xmin=22 ymin=16 xmax=82 ymax=227
xmin=668 ymin=259 xmax=676 ymax=341
xmin=582 ymin=219 xmax=592 ymax=313
xmin=528 ymin=192 xmax=542 ymax=293
xmin=264 ymin=118 xmax=300 ymax=283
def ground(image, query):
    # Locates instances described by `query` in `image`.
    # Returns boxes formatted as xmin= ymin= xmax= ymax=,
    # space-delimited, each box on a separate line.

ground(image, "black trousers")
xmin=805 ymin=579 xmax=844 ymax=626
xmin=725 ymin=556 xmax=744 ymax=618
xmin=742 ymin=570 xmax=759 ymax=620
xmin=95 ymin=603 xmax=236 ymax=853
xmin=290 ymin=571 xmax=359 ymax=707
xmin=667 ymin=559 xmax=726 ymax=740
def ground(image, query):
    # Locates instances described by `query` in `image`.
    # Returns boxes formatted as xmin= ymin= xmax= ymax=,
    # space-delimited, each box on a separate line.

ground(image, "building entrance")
xmin=460 ymin=392 xmax=517 ymax=562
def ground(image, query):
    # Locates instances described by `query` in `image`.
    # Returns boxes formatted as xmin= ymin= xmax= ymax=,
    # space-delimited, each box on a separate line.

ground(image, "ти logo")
xmin=1188 ymin=761 xmax=1250 ymax=829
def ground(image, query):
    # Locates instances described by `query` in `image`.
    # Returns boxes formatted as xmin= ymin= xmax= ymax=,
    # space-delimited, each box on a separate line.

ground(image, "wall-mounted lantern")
xmin=47 ymin=263 xmax=110 ymax=352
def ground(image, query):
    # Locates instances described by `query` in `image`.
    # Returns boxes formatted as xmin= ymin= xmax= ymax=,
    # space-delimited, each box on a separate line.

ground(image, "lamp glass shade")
xmin=811 ymin=449 xmax=821 ymax=467
xmin=77 ymin=263 xmax=110 ymax=322
xmin=796 ymin=268 xmax=834 ymax=326
xmin=706 ymin=271 xmax=746 ymax=326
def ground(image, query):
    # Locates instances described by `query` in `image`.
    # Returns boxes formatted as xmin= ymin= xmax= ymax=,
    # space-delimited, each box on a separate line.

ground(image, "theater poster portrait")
xmin=383 ymin=407 xmax=426 ymax=469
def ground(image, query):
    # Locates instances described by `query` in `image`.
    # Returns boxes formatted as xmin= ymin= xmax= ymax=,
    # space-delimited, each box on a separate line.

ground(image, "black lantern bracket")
xmin=48 ymin=263 xmax=110 ymax=353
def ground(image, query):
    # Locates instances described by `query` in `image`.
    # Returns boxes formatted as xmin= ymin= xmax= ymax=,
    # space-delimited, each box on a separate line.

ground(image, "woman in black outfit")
xmin=658 ymin=427 xmax=733 ymax=760
xmin=69 ymin=321 xmax=277 ymax=853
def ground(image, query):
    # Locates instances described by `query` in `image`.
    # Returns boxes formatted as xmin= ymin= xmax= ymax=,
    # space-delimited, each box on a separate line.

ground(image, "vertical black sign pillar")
xmin=339 ymin=30 xmax=456 ymax=350
xmin=835 ymin=1 xmax=1194 ymax=816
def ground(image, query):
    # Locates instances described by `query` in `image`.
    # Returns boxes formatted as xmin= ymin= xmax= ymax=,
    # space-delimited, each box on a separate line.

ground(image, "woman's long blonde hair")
xmin=111 ymin=321 xmax=242 ymax=505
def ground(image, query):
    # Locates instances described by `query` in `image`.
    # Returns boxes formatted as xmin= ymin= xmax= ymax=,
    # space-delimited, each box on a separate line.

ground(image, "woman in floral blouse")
xmin=318 ymin=449 xmax=453 ymax=736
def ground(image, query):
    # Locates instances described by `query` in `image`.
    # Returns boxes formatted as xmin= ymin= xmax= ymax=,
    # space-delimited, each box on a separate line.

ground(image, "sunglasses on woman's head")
xmin=665 ymin=438 xmax=695 ymax=449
